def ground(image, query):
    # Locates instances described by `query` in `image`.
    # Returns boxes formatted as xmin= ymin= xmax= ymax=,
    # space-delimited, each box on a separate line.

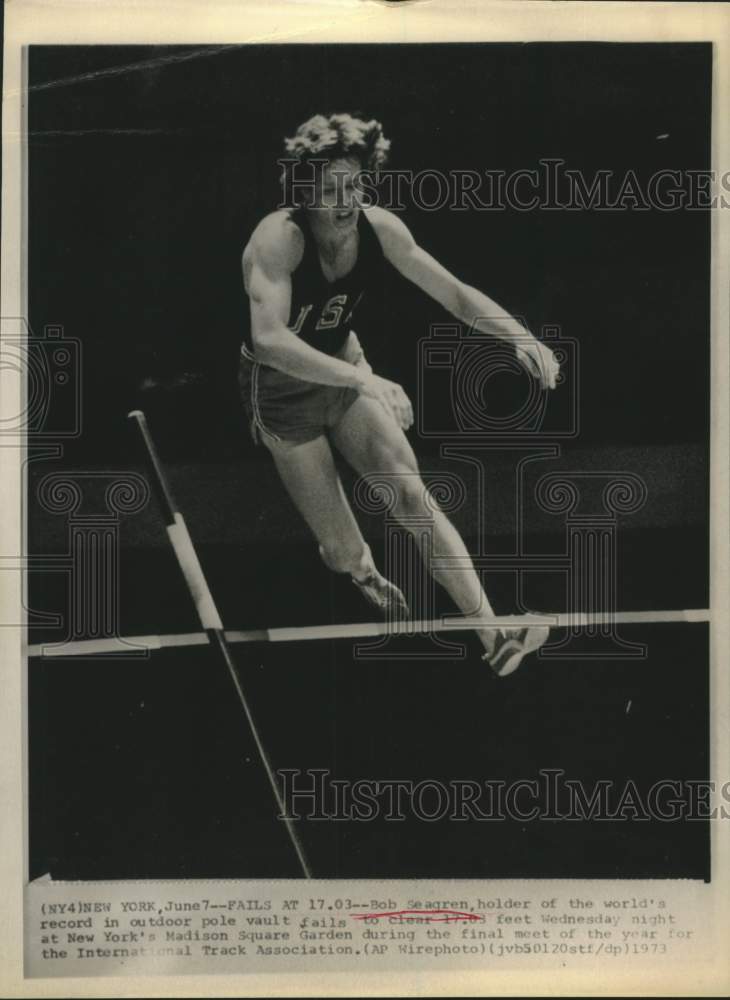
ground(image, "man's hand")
xmin=515 ymin=337 xmax=560 ymax=390
xmin=356 ymin=371 xmax=414 ymax=430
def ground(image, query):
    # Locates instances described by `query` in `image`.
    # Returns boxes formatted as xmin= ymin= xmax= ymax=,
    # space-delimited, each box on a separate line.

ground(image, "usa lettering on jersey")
xmin=289 ymin=294 xmax=351 ymax=334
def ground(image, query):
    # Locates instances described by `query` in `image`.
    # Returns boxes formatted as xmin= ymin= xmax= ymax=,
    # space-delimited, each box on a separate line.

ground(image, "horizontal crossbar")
xmin=25 ymin=608 xmax=710 ymax=659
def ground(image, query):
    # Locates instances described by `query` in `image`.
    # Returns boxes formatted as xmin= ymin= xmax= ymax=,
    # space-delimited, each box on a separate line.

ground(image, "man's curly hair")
xmin=280 ymin=113 xmax=390 ymax=202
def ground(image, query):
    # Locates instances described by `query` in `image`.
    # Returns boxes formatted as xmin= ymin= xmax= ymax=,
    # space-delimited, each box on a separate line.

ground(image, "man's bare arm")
xmin=244 ymin=217 xmax=366 ymax=389
xmin=367 ymin=206 xmax=559 ymax=389
xmin=340 ymin=330 xmax=373 ymax=373
xmin=243 ymin=215 xmax=412 ymax=427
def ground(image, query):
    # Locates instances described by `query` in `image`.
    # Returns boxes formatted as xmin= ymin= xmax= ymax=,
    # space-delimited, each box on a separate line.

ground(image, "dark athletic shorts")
xmin=238 ymin=341 xmax=361 ymax=446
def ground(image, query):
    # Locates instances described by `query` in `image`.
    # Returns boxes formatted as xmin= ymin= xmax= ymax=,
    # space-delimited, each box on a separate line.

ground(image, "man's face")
xmin=308 ymin=156 xmax=362 ymax=233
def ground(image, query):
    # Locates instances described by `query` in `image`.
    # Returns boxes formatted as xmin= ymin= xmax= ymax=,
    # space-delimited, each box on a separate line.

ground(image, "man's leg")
xmin=330 ymin=396 xmax=500 ymax=655
xmin=262 ymin=432 xmax=408 ymax=615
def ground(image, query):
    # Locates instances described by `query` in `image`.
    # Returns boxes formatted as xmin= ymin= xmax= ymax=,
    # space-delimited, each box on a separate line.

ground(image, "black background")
xmin=28 ymin=42 xmax=710 ymax=460
xmin=28 ymin=44 xmax=711 ymax=881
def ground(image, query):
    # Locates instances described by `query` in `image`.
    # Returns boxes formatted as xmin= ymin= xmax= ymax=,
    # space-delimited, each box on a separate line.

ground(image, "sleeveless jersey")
xmin=242 ymin=207 xmax=384 ymax=359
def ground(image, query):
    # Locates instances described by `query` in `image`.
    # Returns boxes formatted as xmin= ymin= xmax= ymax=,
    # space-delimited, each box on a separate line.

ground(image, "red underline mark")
xmin=351 ymin=909 xmax=483 ymax=923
